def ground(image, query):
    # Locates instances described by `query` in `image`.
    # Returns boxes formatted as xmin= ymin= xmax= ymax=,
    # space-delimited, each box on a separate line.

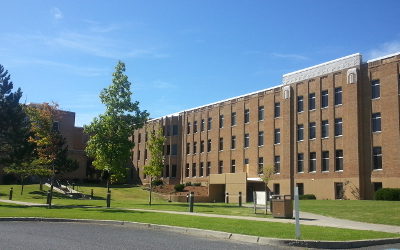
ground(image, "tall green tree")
xmin=84 ymin=61 xmax=148 ymax=191
xmin=0 ymin=65 xmax=32 ymax=169
xmin=143 ymin=128 xmax=166 ymax=206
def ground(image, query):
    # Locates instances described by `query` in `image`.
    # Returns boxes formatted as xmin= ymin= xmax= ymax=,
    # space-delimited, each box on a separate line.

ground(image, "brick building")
xmin=132 ymin=52 xmax=400 ymax=201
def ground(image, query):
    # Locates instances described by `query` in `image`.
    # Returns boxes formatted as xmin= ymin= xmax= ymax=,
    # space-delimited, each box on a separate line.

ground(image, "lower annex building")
xmin=132 ymin=52 xmax=400 ymax=201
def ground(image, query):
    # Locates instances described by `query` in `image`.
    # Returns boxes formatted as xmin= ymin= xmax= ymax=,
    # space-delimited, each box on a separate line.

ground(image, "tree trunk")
xmin=39 ymin=178 xmax=43 ymax=191
xmin=149 ymin=177 xmax=152 ymax=206
xmin=265 ymin=183 xmax=268 ymax=215
xmin=107 ymin=178 xmax=110 ymax=193
xmin=20 ymin=177 xmax=24 ymax=195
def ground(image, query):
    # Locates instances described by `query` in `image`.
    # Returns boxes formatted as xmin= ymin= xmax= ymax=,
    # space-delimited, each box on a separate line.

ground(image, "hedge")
xmin=374 ymin=188 xmax=400 ymax=201
xmin=299 ymin=194 xmax=316 ymax=200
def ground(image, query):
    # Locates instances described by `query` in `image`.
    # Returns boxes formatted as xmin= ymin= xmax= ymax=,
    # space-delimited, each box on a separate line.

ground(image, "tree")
xmin=143 ymin=128 xmax=166 ymax=206
xmin=259 ymin=165 xmax=275 ymax=214
xmin=25 ymin=103 xmax=79 ymax=202
xmin=84 ymin=61 xmax=148 ymax=192
xmin=0 ymin=65 xmax=32 ymax=170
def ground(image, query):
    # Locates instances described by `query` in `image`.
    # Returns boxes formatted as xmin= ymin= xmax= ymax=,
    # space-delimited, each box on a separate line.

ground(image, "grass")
xmin=0 ymin=204 xmax=398 ymax=241
xmin=300 ymin=200 xmax=400 ymax=226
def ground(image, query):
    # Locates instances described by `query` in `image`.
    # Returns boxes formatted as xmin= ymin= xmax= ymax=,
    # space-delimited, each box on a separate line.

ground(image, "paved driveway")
xmin=0 ymin=221 xmax=285 ymax=250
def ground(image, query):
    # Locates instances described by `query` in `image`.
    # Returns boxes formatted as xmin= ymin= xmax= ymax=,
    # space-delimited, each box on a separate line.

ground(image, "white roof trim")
xmin=282 ymin=53 xmax=361 ymax=85
xmin=367 ymin=51 xmax=400 ymax=63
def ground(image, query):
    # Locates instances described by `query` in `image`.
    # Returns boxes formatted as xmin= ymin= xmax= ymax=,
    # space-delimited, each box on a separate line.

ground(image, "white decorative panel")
xmin=282 ymin=53 xmax=362 ymax=85
xmin=346 ymin=68 xmax=358 ymax=84
xmin=282 ymin=85 xmax=291 ymax=99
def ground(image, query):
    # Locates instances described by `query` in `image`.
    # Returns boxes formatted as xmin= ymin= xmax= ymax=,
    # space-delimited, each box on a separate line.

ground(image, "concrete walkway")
xmin=0 ymin=199 xmax=48 ymax=206
xmin=1 ymin=199 xmax=399 ymax=234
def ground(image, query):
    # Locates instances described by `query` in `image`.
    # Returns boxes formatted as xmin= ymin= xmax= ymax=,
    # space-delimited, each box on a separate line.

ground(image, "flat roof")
xmin=367 ymin=51 xmax=400 ymax=63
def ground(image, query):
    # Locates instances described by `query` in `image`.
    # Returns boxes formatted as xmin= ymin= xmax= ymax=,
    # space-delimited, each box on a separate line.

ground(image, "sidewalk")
xmin=1 ymin=199 xmax=400 ymax=234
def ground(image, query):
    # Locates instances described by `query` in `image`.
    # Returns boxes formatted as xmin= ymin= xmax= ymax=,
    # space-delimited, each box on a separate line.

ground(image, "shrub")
xmin=174 ymin=184 xmax=185 ymax=192
xmin=185 ymin=182 xmax=192 ymax=186
xmin=193 ymin=182 xmax=201 ymax=186
xmin=299 ymin=194 xmax=316 ymax=200
xmin=151 ymin=179 xmax=163 ymax=186
xmin=375 ymin=188 xmax=400 ymax=201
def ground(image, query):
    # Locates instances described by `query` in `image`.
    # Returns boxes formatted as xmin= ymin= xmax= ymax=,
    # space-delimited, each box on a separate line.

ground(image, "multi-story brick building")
xmin=132 ymin=52 xmax=400 ymax=201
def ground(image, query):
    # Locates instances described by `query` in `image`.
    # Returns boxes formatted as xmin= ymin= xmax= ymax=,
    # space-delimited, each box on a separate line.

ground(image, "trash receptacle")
xmin=271 ymin=195 xmax=293 ymax=218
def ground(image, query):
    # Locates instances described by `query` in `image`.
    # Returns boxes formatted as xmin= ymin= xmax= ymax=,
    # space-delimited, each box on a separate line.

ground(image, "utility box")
xmin=271 ymin=195 xmax=293 ymax=218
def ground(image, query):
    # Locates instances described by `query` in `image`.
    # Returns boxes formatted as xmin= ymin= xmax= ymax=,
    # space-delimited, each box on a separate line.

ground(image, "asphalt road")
xmin=0 ymin=221 xmax=284 ymax=250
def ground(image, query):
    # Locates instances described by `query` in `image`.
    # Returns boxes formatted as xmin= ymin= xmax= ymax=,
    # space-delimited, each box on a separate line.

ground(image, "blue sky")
xmin=2 ymin=1 xmax=400 ymax=126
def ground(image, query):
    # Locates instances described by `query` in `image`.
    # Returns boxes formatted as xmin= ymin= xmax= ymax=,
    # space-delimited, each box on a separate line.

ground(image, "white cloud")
xmin=51 ymin=7 xmax=63 ymax=20
xmin=152 ymin=80 xmax=176 ymax=89
xmin=271 ymin=53 xmax=308 ymax=60
xmin=367 ymin=40 xmax=400 ymax=60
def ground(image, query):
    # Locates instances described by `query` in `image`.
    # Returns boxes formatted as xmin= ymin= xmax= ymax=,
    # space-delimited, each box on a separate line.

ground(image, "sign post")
xmin=294 ymin=186 xmax=301 ymax=239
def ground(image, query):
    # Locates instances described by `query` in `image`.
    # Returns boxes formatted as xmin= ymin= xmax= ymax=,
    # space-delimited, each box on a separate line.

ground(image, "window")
xmin=258 ymin=157 xmax=264 ymax=174
xmin=322 ymin=151 xmax=329 ymax=172
xmin=192 ymin=163 xmax=196 ymax=177
xmin=165 ymin=165 xmax=169 ymax=177
xmin=244 ymin=109 xmax=250 ymax=123
xmin=335 ymin=87 xmax=342 ymax=105
xmin=309 ymin=93 xmax=316 ymax=110
xmin=207 ymin=139 xmax=211 ymax=152
xmin=321 ymin=120 xmax=329 ymax=138
xmin=165 ymin=126 xmax=170 ymax=136
xmin=171 ymin=144 xmax=177 ymax=155
xmin=186 ymin=143 xmax=190 ymax=154
xmin=193 ymin=121 xmax=198 ymax=133
xmin=201 ymin=119 xmax=205 ymax=131
xmin=138 ymin=150 xmax=140 ymax=160
xmin=297 ymin=96 xmax=304 ymax=112
xmin=373 ymin=182 xmax=382 ymax=192
xmin=185 ymin=164 xmax=189 ymax=177
xmin=297 ymin=153 xmax=304 ymax=173
xmin=244 ymin=158 xmax=249 ymax=165
xmin=335 ymin=182 xmax=344 ymax=199
xmin=200 ymin=162 xmax=204 ymax=177
xmin=172 ymin=125 xmax=178 ymax=135
xmin=258 ymin=131 xmax=264 ymax=146
xmin=335 ymin=118 xmax=343 ymax=136
xmin=274 ymin=129 xmax=280 ymax=144
xmin=258 ymin=106 xmax=264 ymax=121
xmin=231 ymin=160 xmax=236 ymax=173
xmin=373 ymin=147 xmax=382 ymax=170
xmin=274 ymin=102 xmax=280 ymax=118
xmin=244 ymin=133 xmax=250 ymax=148
xmin=219 ymin=115 xmax=224 ymax=128
xmin=208 ymin=117 xmax=212 ymax=130
xmin=171 ymin=165 xmax=177 ymax=178
xmin=218 ymin=160 xmax=223 ymax=174
xmin=371 ymin=79 xmax=380 ymax=99
xmin=321 ymin=90 xmax=328 ymax=108
xmin=206 ymin=162 xmax=211 ymax=176
xmin=231 ymin=112 xmax=237 ymax=126
xmin=335 ymin=150 xmax=343 ymax=171
xmin=138 ymin=133 xmax=141 ymax=143
xmin=296 ymin=183 xmax=304 ymax=196
xmin=144 ymin=149 xmax=147 ymax=160
xmin=52 ymin=121 xmax=59 ymax=132
xmin=309 ymin=152 xmax=316 ymax=172
xmin=166 ymin=145 xmax=171 ymax=155
xmin=297 ymin=124 xmax=304 ymax=141
xmin=187 ymin=122 xmax=191 ymax=134
xmin=372 ymin=113 xmax=381 ymax=132
xmin=274 ymin=184 xmax=280 ymax=195
xmin=193 ymin=142 xmax=197 ymax=154
xmin=309 ymin=122 xmax=316 ymax=139
xmin=219 ymin=137 xmax=224 ymax=151
xmin=231 ymin=135 xmax=236 ymax=149
xmin=145 ymin=132 xmax=148 ymax=141
xmin=274 ymin=156 xmax=280 ymax=174
xmin=200 ymin=140 xmax=205 ymax=153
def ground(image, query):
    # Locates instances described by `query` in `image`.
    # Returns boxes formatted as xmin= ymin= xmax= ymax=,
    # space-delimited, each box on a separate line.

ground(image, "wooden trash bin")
xmin=271 ymin=195 xmax=293 ymax=218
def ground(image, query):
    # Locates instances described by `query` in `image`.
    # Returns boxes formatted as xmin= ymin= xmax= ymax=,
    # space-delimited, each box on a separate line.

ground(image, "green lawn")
xmin=300 ymin=200 xmax=400 ymax=226
xmin=0 ymin=204 xmax=398 ymax=241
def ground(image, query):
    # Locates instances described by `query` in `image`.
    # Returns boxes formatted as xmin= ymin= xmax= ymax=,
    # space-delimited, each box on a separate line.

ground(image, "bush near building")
xmin=374 ymin=188 xmax=400 ymax=201
xmin=299 ymin=194 xmax=317 ymax=200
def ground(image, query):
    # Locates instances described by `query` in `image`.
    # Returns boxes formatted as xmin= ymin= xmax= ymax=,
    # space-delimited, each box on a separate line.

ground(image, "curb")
xmin=0 ymin=217 xmax=399 ymax=249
